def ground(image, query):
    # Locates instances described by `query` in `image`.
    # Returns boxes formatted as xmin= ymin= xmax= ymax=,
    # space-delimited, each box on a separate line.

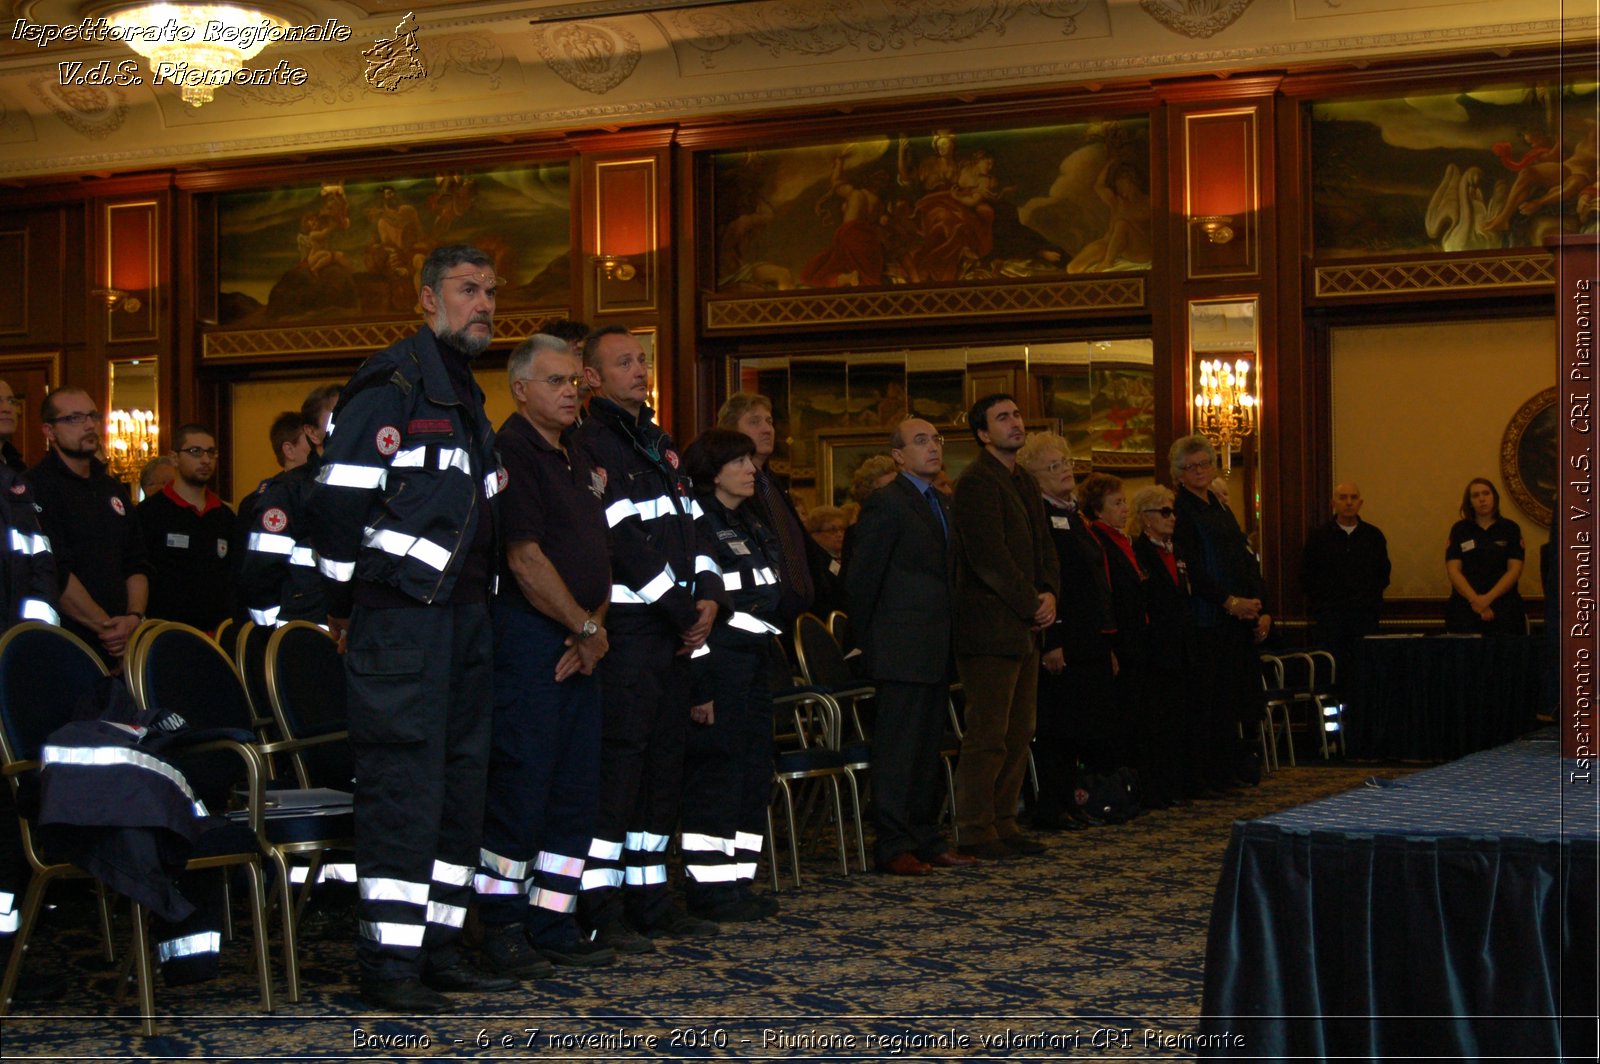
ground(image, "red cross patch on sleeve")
xmin=262 ymin=507 xmax=288 ymax=533
xmin=375 ymin=426 xmax=401 ymax=456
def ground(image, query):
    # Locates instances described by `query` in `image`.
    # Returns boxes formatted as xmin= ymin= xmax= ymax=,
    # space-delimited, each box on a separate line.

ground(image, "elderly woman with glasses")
xmin=1078 ymin=472 xmax=1149 ymax=786
xmin=1169 ymin=435 xmax=1266 ymax=794
xmin=1128 ymin=484 xmax=1195 ymax=806
xmin=1016 ymin=432 xmax=1114 ymax=829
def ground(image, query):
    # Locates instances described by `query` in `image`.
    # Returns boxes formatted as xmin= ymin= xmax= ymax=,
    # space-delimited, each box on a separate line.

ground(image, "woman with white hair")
xmin=1169 ymin=435 xmax=1267 ymax=793
xmin=1016 ymin=432 xmax=1114 ymax=829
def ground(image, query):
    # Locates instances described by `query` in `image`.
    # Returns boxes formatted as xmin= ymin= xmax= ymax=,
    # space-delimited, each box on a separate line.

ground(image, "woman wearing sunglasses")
xmin=1128 ymin=485 xmax=1196 ymax=806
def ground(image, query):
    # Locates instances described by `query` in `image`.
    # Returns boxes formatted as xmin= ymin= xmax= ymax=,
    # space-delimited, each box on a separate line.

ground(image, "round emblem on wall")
xmin=262 ymin=508 xmax=288 ymax=533
xmin=375 ymin=426 xmax=401 ymax=456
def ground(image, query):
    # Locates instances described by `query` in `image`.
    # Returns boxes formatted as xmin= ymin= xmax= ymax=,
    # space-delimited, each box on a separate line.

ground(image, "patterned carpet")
xmin=2 ymin=762 xmax=1414 ymax=1060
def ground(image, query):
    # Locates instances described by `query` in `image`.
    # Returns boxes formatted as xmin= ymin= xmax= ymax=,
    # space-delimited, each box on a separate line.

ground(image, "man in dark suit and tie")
xmin=846 ymin=417 xmax=978 ymax=876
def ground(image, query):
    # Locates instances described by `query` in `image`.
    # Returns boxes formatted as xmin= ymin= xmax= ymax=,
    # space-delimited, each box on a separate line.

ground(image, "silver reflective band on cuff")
xmin=426 ymin=901 xmax=467 ymax=927
xmin=728 ymin=611 xmax=781 ymax=635
xmin=8 ymin=530 xmax=49 ymax=556
xmin=687 ymin=497 xmax=705 ymax=520
xmin=246 ymin=531 xmax=295 ymax=556
xmin=0 ymin=908 xmax=17 ymax=933
xmin=358 ymin=876 xmax=429 ymax=905
xmin=360 ymin=920 xmax=425 ymax=947
xmin=363 ymin=526 xmax=452 ymax=573
xmin=157 ymin=930 xmax=220 ymax=962
xmin=638 ymin=567 xmax=675 ymax=604
xmin=317 ymin=463 xmax=387 ymax=490
xmin=587 ymin=837 xmax=623 ymax=861
xmin=624 ymin=865 xmax=668 ymax=886
xmin=473 ymin=874 xmax=523 ymax=896
xmin=536 ymin=852 xmax=584 ymax=879
xmin=722 ymin=571 xmax=742 ymax=592
xmin=42 ymin=745 xmax=198 ymax=804
xmin=432 ymin=859 xmax=474 ymax=887
xmin=480 ymin=848 xmax=529 ymax=880
xmin=289 ymin=545 xmax=317 ymax=568
xmin=530 ymin=887 xmax=576 ymax=913
xmin=580 ymin=868 xmax=623 ymax=889
xmin=684 ymin=864 xmax=740 ymax=883
xmin=694 ymin=553 xmax=721 ymax=576
xmin=680 ymin=832 xmax=734 ymax=855
xmin=319 ymin=557 xmax=355 ymax=581
xmin=249 ymin=606 xmax=281 ymax=627
xmin=20 ymin=599 xmax=59 ymax=625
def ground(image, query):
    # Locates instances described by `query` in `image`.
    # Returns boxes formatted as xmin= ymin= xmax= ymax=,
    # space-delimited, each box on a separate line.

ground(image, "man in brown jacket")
xmin=951 ymin=394 xmax=1059 ymax=859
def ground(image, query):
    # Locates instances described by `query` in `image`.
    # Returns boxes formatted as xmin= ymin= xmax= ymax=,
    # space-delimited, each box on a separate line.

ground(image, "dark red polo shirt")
xmin=495 ymin=412 xmax=611 ymax=617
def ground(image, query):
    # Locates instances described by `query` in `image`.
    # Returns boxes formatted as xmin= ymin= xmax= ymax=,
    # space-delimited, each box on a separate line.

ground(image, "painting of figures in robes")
xmin=1311 ymin=82 xmax=1599 ymax=258
xmin=710 ymin=117 xmax=1152 ymax=293
xmin=215 ymin=164 xmax=572 ymax=326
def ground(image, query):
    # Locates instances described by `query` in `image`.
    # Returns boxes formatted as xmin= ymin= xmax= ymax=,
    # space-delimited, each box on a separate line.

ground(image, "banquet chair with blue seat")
xmin=0 ymin=621 xmax=274 ymax=1035
xmin=768 ymin=685 xmax=856 ymax=889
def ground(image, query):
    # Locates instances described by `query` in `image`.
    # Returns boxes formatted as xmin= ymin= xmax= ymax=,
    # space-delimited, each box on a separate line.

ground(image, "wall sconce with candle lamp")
xmin=1183 ymin=109 xmax=1258 ymax=277
xmin=1194 ymin=356 xmax=1256 ymax=473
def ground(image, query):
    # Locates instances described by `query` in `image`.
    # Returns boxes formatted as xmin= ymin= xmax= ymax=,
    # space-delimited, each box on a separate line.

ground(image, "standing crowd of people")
xmin=0 ymin=242 xmax=1532 ymax=1012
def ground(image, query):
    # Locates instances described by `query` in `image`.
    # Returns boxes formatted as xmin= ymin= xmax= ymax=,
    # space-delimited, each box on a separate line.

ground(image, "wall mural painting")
xmin=1311 ymin=83 xmax=1599 ymax=259
xmin=712 ymin=118 xmax=1152 ymax=293
xmin=215 ymin=165 xmax=572 ymax=326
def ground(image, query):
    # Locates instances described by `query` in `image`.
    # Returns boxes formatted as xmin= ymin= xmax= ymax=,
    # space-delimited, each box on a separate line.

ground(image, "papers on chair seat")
xmin=227 ymin=787 xmax=352 ymax=819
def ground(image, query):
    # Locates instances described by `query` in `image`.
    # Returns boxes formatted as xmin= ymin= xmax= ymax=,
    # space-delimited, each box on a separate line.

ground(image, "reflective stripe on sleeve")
xmin=722 ymin=571 xmax=742 ymax=592
xmin=246 ymin=531 xmax=295 ymax=556
xmin=42 ymin=745 xmax=197 ymax=803
xmin=317 ymin=463 xmax=387 ymax=490
xmin=319 ymin=557 xmax=355 ymax=582
xmin=289 ymin=545 xmax=317 ymax=568
xmin=248 ymin=606 xmax=282 ymax=628
xmin=694 ymin=553 xmax=721 ymax=577
xmin=728 ymin=611 xmax=782 ymax=636
xmin=20 ymin=599 xmax=59 ymax=626
xmin=8 ymin=530 xmax=50 ymax=556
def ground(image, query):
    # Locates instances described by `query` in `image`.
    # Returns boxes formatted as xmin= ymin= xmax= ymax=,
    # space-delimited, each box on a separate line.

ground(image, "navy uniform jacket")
xmin=0 ymin=465 xmax=59 ymax=627
xmin=236 ymin=457 xmax=326 ymax=627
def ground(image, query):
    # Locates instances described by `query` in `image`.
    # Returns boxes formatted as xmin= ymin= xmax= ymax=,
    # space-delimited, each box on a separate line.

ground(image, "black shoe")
xmin=422 ymin=960 xmax=519 ymax=993
xmin=481 ymin=924 xmax=555 ymax=979
xmin=537 ymin=939 xmax=617 ymax=967
xmin=359 ymin=976 xmax=453 ymax=1013
xmin=1001 ymin=835 xmax=1047 ymax=856
xmin=749 ymin=892 xmax=780 ymax=918
xmin=640 ymin=906 xmax=720 ymax=939
xmin=592 ymin=917 xmax=655 ymax=955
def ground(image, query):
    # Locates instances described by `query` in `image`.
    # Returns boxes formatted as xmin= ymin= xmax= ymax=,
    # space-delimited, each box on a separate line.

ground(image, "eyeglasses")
xmin=1040 ymin=459 xmax=1070 ymax=473
xmin=1183 ymin=458 xmax=1215 ymax=471
xmin=1142 ymin=507 xmax=1176 ymax=518
xmin=46 ymin=411 xmax=100 ymax=426
xmin=907 ymin=434 xmax=945 ymax=447
xmin=518 ymin=374 xmax=584 ymax=389
xmin=179 ymin=446 xmax=220 ymax=458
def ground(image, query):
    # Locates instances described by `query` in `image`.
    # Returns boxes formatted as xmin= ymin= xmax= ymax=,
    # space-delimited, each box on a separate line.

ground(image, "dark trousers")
xmin=954 ymin=649 xmax=1039 ymax=845
xmin=477 ymin=604 xmax=600 ymax=948
xmin=579 ymin=624 xmax=689 ymax=930
xmin=1033 ymin=651 xmax=1119 ymax=820
xmin=346 ymin=602 xmax=491 ymax=982
xmin=681 ymin=644 xmax=772 ymax=910
xmin=869 ymin=679 xmax=949 ymax=867
xmin=1192 ymin=622 xmax=1259 ymax=789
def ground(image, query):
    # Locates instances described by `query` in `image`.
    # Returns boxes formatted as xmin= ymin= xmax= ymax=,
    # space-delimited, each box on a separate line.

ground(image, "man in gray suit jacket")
xmin=951 ymin=394 xmax=1059 ymax=859
xmin=846 ymin=417 xmax=977 ymax=876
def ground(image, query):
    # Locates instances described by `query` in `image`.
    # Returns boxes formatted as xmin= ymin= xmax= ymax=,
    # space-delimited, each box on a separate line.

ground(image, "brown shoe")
xmin=880 ymin=851 xmax=933 ymax=876
xmin=956 ymin=840 xmax=1014 ymax=860
xmin=926 ymin=850 xmax=980 ymax=868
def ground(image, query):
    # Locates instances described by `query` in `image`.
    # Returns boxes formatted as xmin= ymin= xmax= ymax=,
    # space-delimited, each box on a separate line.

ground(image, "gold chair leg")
xmin=765 ymin=804 xmax=780 ymax=892
xmin=242 ymin=862 xmax=274 ymax=1013
xmin=274 ymin=853 xmax=301 ymax=1004
xmin=778 ymin=778 xmax=802 ymax=888
xmin=827 ymin=777 xmax=848 ymax=876
xmin=841 ymin=770 xmax=867 ymax=872
xmin=0 ymin=874 xmax=55 ymax=1016
xmin=95 ymin=881 xmax=116 ymax=962
xmin=129 ymin=898 xmax=157 ymax=1038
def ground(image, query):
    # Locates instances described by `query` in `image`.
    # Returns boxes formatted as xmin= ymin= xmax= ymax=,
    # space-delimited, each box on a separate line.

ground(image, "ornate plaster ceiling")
xmin=0 ymin=0 xmax=1584 ymax=180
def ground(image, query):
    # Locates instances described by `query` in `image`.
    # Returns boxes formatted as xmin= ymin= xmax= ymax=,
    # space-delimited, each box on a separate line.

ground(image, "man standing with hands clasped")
xmin=475 ymin=334 xmax=618 ymax=976
xmin=950 ymin=394 xmax=1059 ymax=860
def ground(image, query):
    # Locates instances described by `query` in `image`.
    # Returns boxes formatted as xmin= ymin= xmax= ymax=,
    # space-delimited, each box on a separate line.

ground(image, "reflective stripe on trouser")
xmin=680 ymin=641 xmax=774 ymax=911
xmin=578 ymin=624 xmax=691 ymax=932
xmin=155 ymin=864 xmax=228 ymax=987
xmin=347 ymin=601 xmax=491 ymax=981
xmin=478 ymin=603 xmax=600 ymax=946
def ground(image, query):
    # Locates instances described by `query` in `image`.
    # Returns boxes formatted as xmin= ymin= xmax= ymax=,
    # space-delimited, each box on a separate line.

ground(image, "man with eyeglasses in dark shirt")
xmin=137 ymin=424 xmax=237 ymax=632
xmin=27 ymin=387 xmax=150 ymax=664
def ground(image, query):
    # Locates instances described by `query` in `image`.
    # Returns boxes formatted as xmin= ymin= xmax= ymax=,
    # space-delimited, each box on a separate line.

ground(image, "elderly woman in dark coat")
xmin=1127 ymin=484 xmax=1195 ymax=805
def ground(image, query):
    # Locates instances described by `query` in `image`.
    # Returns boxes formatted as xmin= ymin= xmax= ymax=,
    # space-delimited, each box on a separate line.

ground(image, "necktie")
xmin=926 ymin=485 xmax=948 ymax=539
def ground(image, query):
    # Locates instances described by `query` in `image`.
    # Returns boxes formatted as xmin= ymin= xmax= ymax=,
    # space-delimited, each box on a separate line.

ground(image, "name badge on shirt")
xmin=728 ymin=539 xmax=751 ymax=556
xmin=1460 ymin=539 xmax=1476 ymax=552
xmin=1051 ymin=515 xmax=1072 ymax=530
xmin=166 ymin=532 xmax=191 ymax=550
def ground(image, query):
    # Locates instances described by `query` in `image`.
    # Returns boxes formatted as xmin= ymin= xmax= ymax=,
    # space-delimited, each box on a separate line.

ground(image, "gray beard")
xmin=436 ymin=325 xmax=491 ymax=357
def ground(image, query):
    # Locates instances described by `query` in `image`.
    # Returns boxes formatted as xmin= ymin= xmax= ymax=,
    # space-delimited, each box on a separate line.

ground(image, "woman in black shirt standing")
xmin=1444 ymin=477 xmax=1526 ymax=635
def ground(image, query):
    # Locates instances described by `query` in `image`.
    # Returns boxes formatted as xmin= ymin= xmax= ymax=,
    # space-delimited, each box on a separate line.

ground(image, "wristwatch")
xmin=576 ymin=616 xmax=599 ymax=640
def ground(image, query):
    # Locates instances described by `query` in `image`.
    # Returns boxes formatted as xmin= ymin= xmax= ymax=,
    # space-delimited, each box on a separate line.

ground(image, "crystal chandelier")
xmin=105 ymin=409 xmax=160 ymax=486
xmin=1194 ymin=358 xmax=1256 ymax=474
xmin=107 ymin=4 xmax=289 ymax=107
